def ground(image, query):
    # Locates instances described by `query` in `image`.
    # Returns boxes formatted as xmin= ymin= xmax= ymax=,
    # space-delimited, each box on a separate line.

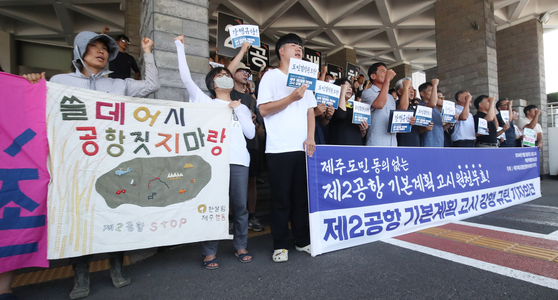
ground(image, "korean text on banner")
xmin=45 ymin=82 xmax=232 ymax=259
xmin=389 ymin=110 xmax=414 ymax=133
xmin=286 ymin=58 xmax=319 ymax=91
xmin=442 ymin=100 xmax=456 ymax=123
xmin=315 ymin=81 xmax=341 ymax=109
xmin=414 ymin=105 xmax=432 ymax=127
xmin=0 ymin=73 xmax=50 ymax=273
xmin=307 ymin=145 xmax=540 ymax=256
xmin=229 ymin=24 xmax=260 ymax=48
xmin=352 ymin=101 xmax=371 ymax=125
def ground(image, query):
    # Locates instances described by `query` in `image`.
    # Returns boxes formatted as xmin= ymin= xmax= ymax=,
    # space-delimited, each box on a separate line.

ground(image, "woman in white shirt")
xmin=174 ymin=36 xmax=255 ymax=269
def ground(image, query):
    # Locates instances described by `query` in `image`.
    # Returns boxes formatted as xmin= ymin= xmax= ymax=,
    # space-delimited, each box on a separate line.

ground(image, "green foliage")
xmin=548 ymin=92 xmax=558 ymax=103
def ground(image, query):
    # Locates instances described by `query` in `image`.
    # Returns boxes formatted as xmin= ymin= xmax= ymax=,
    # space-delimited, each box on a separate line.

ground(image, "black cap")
xmin=275 ymin=33 xmax=303 ymax=60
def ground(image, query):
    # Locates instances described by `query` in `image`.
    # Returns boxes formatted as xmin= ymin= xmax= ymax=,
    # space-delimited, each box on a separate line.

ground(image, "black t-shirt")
xmin=396 ymin=101 xmax=420 ymax=147
xmin=328 ymin=106 xmax=365 ymax=145
xmin=230 ymin=89 xmax=258 ymax=149
xmin=474 ymin=111 xmax=497 ymax=144
xmin=109 ymin=52 xmax=140 ymax=79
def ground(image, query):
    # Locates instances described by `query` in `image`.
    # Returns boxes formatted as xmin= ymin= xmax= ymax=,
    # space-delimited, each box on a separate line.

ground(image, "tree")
xmin=548 ymin=92 xmax=558 ymax=103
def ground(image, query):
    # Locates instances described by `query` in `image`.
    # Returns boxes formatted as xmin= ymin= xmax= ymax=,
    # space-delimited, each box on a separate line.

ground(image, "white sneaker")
xmin=295 ymin=244 xmax=311 ymax=255
xmin=272 ymin=249 xmax=288 ymax=262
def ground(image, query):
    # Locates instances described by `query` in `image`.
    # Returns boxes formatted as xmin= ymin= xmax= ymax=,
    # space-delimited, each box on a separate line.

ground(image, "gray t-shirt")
xmin=362 ymin=84 xmax=397 ymax=147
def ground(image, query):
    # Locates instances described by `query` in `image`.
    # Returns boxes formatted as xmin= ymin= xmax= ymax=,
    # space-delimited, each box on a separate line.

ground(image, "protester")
xmin=516 ymin=105 xmax=543 ymax=151
xmin=356 ymin=74 xmax=365 ymax=91
xmin=451 ymin=91 xmax=476 ymax=147
xmin=495 ymin=99 xmax=514 ymax=147
xmin=389 ymin=88 xmax=398 ymax=101
xmin=109 ymin=34 xmax=141 ymax=80
xmin=440 ymin=90 xmax=455 ymax=147
xmin=361 ymin=63 xmax=404 ymax=146
xmin=229 ymin=58 xmax=265 ymax=232
xmin=257 ymin=33 xmax=316 ymax=262
xmin=511 ymin=109 xmax=524 ymax=146
xmin=175 ymin=36 xmax=255 ymax=269
xmin=23 ymin=30 xmax=160 ymax=299
xmin=473 ymin=95 xmax=498 ymax=148
xmin=418 ymin=79 xmax=444 ymax=147
xmin=328 ymin=78 xmax=368 ymax=145
xmin=394 ymin=77 xmax=425 ymax=147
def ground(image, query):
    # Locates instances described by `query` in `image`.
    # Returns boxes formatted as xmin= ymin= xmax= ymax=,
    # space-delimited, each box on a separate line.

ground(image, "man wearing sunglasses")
xmin=108 ymin=34 xmax=141 ymax=80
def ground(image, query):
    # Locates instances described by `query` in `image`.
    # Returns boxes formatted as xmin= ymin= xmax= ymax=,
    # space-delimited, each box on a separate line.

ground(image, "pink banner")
xmin=0 ymin=72 xmax=50 ymax=273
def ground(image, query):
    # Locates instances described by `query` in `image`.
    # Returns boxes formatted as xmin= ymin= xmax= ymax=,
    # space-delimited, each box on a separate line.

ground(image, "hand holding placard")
xmin=229 ymin=24 xmax=260 ymax=48
xmin=287 ymin=58 xmax=319 ymax=90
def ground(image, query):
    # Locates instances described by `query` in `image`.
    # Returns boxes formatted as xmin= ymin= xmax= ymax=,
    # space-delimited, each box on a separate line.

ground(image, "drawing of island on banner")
xmin=45 ymin=82 xmax=232 ymax=259
xmin=286 ymin=58 xmax=319 ymax=91
xmin=229 ymin=24 xmax=260 ymax=48
xmin=307 ymin=145 xmax=540 ymax=256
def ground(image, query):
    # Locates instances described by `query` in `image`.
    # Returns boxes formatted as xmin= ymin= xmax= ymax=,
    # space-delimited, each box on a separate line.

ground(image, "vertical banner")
xmin=0 ymin=73 xmax=50 ymax=272
xmin=346 ymin=63 xmax=360 ymax=81
xmin=304 ymin=47 xmax=322 ymax=67
xmin=327 ymin=63 xmax=343 ymax=79
xmin=217 ymin=12 xmax=243 ymax=58
xmin=247 ymin=43 xmax=270 ymax=72
xmin=307 ymin=146 xmax=541 ymax=256
xmin=45 ymin=83 xmax=232 ymax=259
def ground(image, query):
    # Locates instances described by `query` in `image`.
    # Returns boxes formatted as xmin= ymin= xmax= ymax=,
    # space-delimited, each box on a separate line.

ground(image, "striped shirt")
xmin=50 ymin=53 xmax=160 ymax=97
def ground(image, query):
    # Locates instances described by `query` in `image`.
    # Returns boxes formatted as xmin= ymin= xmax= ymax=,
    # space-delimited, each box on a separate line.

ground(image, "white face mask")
xmin=214 ymin=76 xmax=234 ymax=89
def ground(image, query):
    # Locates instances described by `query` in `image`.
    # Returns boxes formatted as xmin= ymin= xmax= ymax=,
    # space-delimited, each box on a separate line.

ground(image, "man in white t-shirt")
xmin=516 ymin=104 xmax=543 ymax=151
xmin=257 ymin=33 xmax=317 ymax=262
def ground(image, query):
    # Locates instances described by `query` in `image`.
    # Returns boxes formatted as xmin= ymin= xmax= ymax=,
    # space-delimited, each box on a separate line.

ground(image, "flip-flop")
xmin=235 ymin=251 xmax=253 ymax=263
xmin=203 ymin=257 xmax=219 ymax=270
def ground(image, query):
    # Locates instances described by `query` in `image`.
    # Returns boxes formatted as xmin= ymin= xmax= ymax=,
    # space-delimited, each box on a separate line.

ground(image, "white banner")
xmin=46 ymin=82 xmax=232 ymax=259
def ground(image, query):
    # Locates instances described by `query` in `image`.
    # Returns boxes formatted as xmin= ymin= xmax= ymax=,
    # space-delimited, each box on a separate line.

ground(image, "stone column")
xmin=434 ymin=0 xmax=498 ymax=99
xmin=125 ymin=0 xmax=142 ymax=68
xmin=326 ymin=47 xmax=357 ymax=77
xmin=424 ymin=67 xmax=438 ymax=84
xmin=391 ymin=63 xmax=413 ymax=88
xmin=0 ymin=31 xmax=17 ymax=74
xmin=140 ymin=0 xmax=209 ymax=101
xmin=497 ymin=19 xmax=548 ymax=175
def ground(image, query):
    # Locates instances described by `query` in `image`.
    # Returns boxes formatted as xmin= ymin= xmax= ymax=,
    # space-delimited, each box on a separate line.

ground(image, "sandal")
xmin=272 ymin=249 xmax=288 ymax=263
xmin=295 ymin=244 xmax=311 ymax=255
xmin=203 ymin=257 xmax=219 ymax=270
xmin=235 ymin=251 xmax=253 ymax=263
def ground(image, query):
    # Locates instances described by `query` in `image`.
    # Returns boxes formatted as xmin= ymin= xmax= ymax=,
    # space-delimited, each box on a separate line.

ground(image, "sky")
xmin=544 ymin=29 xmax=558 ymax=94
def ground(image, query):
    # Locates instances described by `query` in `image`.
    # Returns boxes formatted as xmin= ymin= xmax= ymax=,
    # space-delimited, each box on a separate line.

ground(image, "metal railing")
xmin=548 ymin=102 xmax=558 ymax=128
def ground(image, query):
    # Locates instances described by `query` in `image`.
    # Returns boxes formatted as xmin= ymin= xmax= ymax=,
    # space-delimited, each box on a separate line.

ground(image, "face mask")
xmin=214 ymin=76 xmax=234 ymax=89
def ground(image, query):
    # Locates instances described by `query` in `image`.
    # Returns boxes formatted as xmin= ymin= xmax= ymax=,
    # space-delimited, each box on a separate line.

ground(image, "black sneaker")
xmin=248 ymin=217 xmax=264 ymax=231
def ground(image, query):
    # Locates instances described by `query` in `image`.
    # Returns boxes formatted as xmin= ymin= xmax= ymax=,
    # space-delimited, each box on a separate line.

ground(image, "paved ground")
xmin=14 ymin=179 xmax=558 ymax=300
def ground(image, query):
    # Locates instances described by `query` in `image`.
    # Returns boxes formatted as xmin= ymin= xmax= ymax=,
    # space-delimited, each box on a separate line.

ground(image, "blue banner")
xmin=307 ymin=145 xmax=540 ymax=255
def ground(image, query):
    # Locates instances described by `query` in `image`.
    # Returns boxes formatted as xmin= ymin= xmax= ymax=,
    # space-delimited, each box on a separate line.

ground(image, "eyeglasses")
xmin=238 ymin=69 xmax=250 ymax=75
xmin=121 ymin=39 xmax=131 ymax=45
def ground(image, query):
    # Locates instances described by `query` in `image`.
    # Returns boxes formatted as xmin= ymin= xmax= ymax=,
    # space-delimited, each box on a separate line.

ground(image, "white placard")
xmin=478 ymin=118 xmax=489 ymax=135
xmin=442 ymin=100 xmax=456 ymax=123
xmin=500 ymin=111 xmax=510 ymax=124
xmin=523 ymin=127 xmax=536 ymax=147
xmin=414 ymin=105 xmax=432 ymax=127
xmin=229 ymin=25 xmax=260 ymax=48
xmin=315 ymin=81 xmax=341 ymax=109
xmin=286 ymin=58 xmax=319 ymax=91
xmin=352 ymin=101 xmax=370 ymax=124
